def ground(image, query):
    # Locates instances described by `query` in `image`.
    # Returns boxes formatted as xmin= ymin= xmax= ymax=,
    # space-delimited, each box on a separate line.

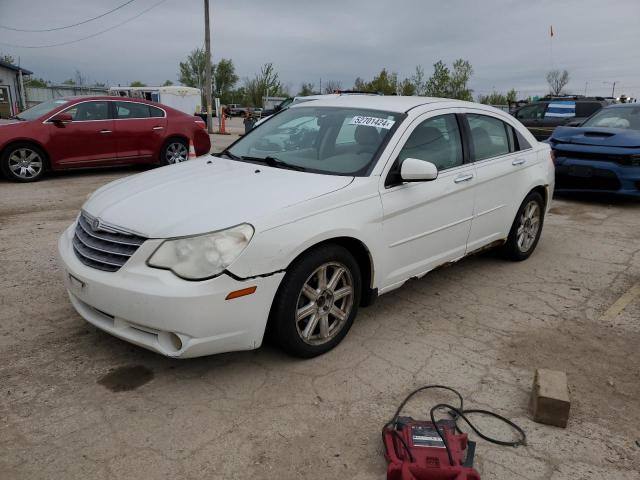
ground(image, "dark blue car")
xmin=547 ymin=104 xmax=640 ymax=197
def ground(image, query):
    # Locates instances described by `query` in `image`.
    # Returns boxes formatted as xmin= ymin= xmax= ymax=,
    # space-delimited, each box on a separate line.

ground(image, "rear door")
xmin=540 ymin=100 xmax=576 ymax=138
xmin=514 ymin=103 xmax=547 ymax=140
xmin=464 ymin=112 xmax=536 ymax=252
xmin=47 ymin=100 xmax=116 ymax=165
xmin=113 ymin=101 xmax=167 ymax=162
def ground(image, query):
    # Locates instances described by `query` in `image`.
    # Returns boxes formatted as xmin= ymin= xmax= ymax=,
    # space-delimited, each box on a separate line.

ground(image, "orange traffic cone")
xmin=188 ymin=139 xmax=196 ymax=159
xmin=220 ymin=112 xmax=227 ymax=134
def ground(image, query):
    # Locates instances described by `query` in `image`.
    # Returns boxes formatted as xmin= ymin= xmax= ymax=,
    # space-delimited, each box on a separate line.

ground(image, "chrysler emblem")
xmin=92 ymin=218 xmax=102 ymax=231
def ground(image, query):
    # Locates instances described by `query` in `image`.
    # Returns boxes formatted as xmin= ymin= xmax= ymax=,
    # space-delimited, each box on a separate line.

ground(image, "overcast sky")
xmin=1 ymin=0 xmax=639 ymax=99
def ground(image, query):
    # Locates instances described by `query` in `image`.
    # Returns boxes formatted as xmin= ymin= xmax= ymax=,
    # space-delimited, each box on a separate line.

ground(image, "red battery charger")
xmin=382 ymin=386 xmax=526 ymax=480
xmin=383 ymin=417 xmax=480 ymax=480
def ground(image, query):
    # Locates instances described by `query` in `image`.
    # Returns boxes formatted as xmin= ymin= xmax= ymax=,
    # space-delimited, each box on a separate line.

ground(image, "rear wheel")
xmin=501 ymin=191 xmax=545 ymax=261
xmin=0 ymin=143 xmax=46 ymax=182
xmin=161 ymin=138 xmax=188 ymax=165
xmin=271 ymin=245 xmax=361 ymax=358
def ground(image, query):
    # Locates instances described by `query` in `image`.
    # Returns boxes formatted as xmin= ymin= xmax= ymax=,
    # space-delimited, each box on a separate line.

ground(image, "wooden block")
xmin=531 ymin=368 xmax=571 ymax=428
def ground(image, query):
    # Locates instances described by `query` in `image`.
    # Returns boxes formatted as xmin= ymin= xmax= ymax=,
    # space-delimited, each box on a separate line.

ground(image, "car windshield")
xmin=226 ymin=106 xmax=402 ymax=175
xmin=15 ymin=98 xmax=70 ymax=121
xmin=581 ymin=106 xmax=640 ymax=130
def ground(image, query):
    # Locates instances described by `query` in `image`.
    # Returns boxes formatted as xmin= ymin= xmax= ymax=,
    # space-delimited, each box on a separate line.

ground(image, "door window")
xmin=64 ymin=101 xmax=110 ymax=121
xmin=398 ymin=114 xmax=463 ymax=171
xmin=467 ymin=114 xmax=511 ymax=161
xmin=515 ymin=103 xmax=546 ymax=120
xmin=149 ymin=105 xmax=165 ymax=118
xmin=575 ymin=102 xmax=602 ymax=118
xmin=116 ymin=102 xmax=151 ymax=119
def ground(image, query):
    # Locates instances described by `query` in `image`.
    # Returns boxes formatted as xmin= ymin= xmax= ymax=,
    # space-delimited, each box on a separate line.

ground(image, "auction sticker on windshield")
xmin=349 ymin=116 xmax=396 ymax=129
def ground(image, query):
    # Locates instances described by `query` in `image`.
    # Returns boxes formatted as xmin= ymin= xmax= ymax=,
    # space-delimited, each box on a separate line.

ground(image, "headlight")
xmin=147 ymin=224 xmax=254 ymax=280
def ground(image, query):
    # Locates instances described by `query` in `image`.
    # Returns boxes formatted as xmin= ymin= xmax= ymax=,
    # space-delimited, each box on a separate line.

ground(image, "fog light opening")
xmin=159 ymin=331 xmax=183 ymax=352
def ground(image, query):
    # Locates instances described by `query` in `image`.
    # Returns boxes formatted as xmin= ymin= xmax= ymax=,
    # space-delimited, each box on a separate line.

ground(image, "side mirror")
xmin=400 ymin=158 xmax=438 ymax=182
xmin=50 ymin=113 xmax=72 ymax=125
xmin=566 ymin=120 xmax=582 ymax=127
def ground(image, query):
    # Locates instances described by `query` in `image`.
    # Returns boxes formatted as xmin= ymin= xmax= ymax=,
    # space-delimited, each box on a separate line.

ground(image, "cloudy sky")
xmin=1 ymin=0 xmax=639 ymax=99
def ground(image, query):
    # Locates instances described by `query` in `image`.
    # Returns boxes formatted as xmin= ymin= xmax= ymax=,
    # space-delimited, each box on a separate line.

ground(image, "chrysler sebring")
xmin=58 ymin=96 xmax=554 ymax=358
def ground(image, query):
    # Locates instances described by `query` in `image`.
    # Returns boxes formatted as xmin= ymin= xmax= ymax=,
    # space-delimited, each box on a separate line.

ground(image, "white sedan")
xmin=58 ymin=96 xmax=554 ymax=358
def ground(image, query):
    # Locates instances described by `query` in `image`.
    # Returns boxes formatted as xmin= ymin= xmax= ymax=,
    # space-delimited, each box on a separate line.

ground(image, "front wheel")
xmin=271 ymin=245 xmax=361 ymax=358
xmin=501 ymin=191 xmax=545 ymax=261
xmin=0 ymin=143 xmax=46 ymax=182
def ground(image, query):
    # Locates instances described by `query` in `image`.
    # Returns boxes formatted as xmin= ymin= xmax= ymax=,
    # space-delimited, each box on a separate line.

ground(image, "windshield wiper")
xmin=240 ymin=155 xmax=306 ymax=171
xmin=219 ymin=149 xmax=241 ymax=160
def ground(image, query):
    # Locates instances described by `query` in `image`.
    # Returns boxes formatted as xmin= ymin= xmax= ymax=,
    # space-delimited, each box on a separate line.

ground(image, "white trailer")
xmin=109 ymin=86 xmax=202 ymax=116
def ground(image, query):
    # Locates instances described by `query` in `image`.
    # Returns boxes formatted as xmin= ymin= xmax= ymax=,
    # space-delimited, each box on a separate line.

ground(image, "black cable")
xmin=0 ymin=0 xmax=168 ymax=49
xmin=382 ymin=385 xmax=527 ymax=468
xmin=0 ymin=0 xmax=137 ymax=32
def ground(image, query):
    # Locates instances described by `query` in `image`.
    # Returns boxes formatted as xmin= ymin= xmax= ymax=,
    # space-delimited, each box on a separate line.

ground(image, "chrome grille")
xmin=73 ymin=213 xmax=146 ymax=272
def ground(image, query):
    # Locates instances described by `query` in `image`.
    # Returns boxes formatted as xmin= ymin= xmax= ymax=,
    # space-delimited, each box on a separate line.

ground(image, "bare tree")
xmin=323 ymin=80 xmax=342 ymax=94
xmin=546 ymin=69 xmax=569 ymax=95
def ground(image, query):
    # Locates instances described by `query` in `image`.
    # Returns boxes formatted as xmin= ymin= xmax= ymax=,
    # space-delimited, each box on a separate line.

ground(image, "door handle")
xmin=152 ymin=126 xmax=164 ymax=130
xmin=99 ymin=129 xmax=112 ymax=134
xmin=512 ymin=157 xmax=526 ymax=166
xmin=454 ymin=173 xmax=474 ymax=183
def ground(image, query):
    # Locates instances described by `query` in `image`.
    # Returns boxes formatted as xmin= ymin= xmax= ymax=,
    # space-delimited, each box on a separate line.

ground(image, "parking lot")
xmin=1 ymin=168 xmax=639 ymax=480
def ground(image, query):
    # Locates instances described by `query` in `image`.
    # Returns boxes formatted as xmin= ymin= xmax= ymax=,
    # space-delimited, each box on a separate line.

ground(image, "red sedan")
xmin=0 ymin=96 xmax=211 ymax=182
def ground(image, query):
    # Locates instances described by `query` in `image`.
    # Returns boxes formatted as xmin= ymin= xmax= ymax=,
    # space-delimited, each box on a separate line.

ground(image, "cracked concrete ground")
xmin=1 ymin=168 xmax=639 ymax=480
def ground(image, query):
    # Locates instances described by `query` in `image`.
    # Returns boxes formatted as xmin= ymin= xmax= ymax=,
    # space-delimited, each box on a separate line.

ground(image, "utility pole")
xmin=603 ymin=81 xmax=617 ymax=98
xmin=204 ymin=0 xmax=213 ymax=133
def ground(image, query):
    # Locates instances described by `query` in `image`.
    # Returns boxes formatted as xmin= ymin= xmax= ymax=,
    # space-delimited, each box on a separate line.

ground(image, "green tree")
xmin=353 ymin=77 xmax=367 ymax=91
xmin=130 ymin=80 xmax=146 ymax=87
xmin=506 ymin=88 xmax=517 ymax=104
xmin=243 ymin=63 xmax=283 ymax=107
xmin=213 ymin=58 xmax=239 ymax=103
xmin=449 ymin=59 xmax=473 ymax=101
xmin=425 ymin=61 xmax=451 ymax=98
xmin=162 ymin=80 xmax=174 ymax=86
xmin=298 ymin=82 xmax=315 ymax=96
xmin=179 ymin=48 xmax=211 ymax=92
xmin=62 ymin=79 xmax=76 ymax=85
xmin=411 ymin=65 xmax=427 ymax=95
xmin=399 ymin=78 xmax=416 ymax=96
xmin=424 ymin=59 xmax=474 ymax=100
xmin=369 ymin=68 xmax=399 ymax=95
xmin=24 ymin=77 xmax=48 ymax=87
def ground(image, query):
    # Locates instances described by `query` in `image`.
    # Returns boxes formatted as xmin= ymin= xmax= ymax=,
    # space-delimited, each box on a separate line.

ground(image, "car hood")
xmin=83 ymin=156 xmax=354 ymax=238
xmin=551 ymin=126 xmax=640 ymax=148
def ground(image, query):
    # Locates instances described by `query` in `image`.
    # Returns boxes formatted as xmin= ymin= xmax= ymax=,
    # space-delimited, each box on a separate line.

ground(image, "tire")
xmin=271 ymin=244 xmax=361 ymax=358
xmin=160 ymin=138 xmax=188 ymax=165
xmin=0 ymin=142 xmax=46 ymax=182
xmin=501 ymin=191 xmax=545 ymax=261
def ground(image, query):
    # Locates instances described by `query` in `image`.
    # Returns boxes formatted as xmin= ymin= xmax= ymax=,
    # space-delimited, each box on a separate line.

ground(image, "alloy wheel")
xmin=165 ymin=142 xmax=188 ymax=164
xmin=8 ymin=148 xmax=43 ymax=179
xmin=295 ymin=262 xmax=354 ymax=346
xmin=516 ymin=200 xmax=541 ymax=252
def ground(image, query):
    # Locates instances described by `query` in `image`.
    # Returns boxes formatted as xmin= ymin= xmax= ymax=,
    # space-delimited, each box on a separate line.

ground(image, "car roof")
xmin=289 ymin=95 xmax=472 ymax=113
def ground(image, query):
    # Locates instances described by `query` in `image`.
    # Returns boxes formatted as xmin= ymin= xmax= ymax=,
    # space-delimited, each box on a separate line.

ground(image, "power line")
xmin=0 ymin=0 xmax=137 ymax=32
xmin=0 ymin=0 xmax=168 ymax=49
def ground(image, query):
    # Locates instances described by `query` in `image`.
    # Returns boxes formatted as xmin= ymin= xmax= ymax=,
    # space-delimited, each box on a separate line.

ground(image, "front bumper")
xmin=58 ymin=223 xmax=284 ymax=358
xmin=554 ymin=157 xmax=640 ymax=197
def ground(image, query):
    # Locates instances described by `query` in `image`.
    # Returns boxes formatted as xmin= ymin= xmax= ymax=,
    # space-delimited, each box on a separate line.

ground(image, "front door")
xmin=47 ymin=100 xmax=116 ymax=165
xmin=379 ymin=112 xmax=476 ymax=291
